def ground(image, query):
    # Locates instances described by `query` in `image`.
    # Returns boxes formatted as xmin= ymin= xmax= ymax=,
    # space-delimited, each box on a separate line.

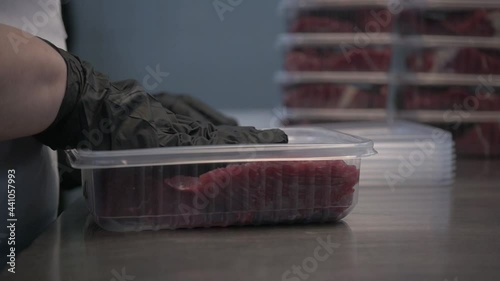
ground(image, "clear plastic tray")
xmin=66 ymin=128 xmax=376 ymax=232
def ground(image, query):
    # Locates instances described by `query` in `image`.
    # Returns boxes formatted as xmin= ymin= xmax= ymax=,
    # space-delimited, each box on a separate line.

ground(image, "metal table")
xmin=2 ymin=160 xmax=500 ymax=281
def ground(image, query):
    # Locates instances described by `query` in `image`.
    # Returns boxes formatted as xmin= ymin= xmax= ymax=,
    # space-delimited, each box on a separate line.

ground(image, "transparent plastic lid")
xmin=280 ymin=107 xmax=388 ymax=121
xmin=401 ymin=73 xmax=500 ymax=87
xmin=402 ymin=35 xmax=500 ymax=49
xmin=279 ymin=0 xmax=394 ymax=10
xmin=281 ymin=108 xmax=500 ymax=122
xmin=275 ymin=71 xmax=392 ymax=85
xmin=279 ymin=0 xmax=500 ymax=10
xmin=276 ymin=71 xmax=500 ymax=87
xmin=399 ymin=111 xmax=500 ymax=122
xmin=402 ymin=0 xmax=500 ymax=9
xmin=277 ymin=34 xmax=500 ymax=49
xmin=66 ymin=128 xmax=376 ymax=169
xmin=319 ymin=120 xmax=453 ymax=141
xmin=277 ymin=33 xmax=396 ymax=48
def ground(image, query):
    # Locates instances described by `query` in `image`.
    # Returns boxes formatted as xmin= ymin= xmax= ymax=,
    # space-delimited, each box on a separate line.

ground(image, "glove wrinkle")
xmin=34 ymin=39 xmax=289 ymax=151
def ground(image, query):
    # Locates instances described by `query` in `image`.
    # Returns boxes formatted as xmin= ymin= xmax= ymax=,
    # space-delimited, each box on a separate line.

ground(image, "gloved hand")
xmin=34 ymin=40 xmax=288 ymax=151
xmin=153 ymin=92 xmax=238 ymax=126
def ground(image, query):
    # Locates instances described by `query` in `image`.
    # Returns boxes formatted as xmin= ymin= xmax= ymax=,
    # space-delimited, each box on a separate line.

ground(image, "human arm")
xmin=0 ymin=23 xmax=66 ymax=141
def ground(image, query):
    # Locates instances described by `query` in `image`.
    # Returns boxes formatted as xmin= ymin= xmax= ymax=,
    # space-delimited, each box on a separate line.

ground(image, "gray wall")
xmin=67 ymin=0 xmax=283 ymax=109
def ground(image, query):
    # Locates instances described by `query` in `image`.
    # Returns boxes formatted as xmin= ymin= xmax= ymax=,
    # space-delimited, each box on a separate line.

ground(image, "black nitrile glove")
xmin=34 ymin=40 xmax=288 ymax=151
xmin=153 ymin=92 xmax=238 ymax=126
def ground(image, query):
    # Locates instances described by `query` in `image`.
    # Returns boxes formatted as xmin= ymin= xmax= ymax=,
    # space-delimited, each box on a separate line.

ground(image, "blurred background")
xmin=63 ymin=0 xmax=283 ymax=109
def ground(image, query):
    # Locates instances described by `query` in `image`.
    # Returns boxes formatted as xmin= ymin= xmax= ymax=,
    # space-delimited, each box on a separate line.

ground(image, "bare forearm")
xmin=0 ymin=24 xmax=66 ymax=141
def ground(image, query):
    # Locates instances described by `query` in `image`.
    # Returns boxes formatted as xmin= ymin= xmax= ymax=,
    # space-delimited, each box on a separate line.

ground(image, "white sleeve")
xmin=0 ymin=0 xmax=68 ymax=50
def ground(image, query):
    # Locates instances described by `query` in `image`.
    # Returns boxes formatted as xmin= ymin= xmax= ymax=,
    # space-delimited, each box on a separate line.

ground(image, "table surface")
xmin=2 ymin=159 xmax=499 ymax=281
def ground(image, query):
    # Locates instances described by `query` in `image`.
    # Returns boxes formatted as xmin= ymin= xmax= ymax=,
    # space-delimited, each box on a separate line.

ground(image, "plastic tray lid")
xmin=279 ymin=0 xmax=393 ymax=11
xmin=275 ymin=71 xmax=393 ymax=85
xmin=402 ymin=35 xmax=500 ymax=49
xmin=401 ymin=73 xmax=500 ymax=87
xmin=66 ymin=127 xmax=376 ymax=169
xmin=277 ymin=34 xmax=500 ymax=49
xmin=280 ymin=0 xmax=500 ymax=10
xmin=401 ymin=0 xmax=500 ymax=9
xmin=278 ymin=107 xmax=389 ymax=121
xmin=277 ymin=33 xmax=396 ymax=48
xmin=316 ymin=120 xmax=453 ymax=142
xmin=278 ymin=107 xmax=500 ymax=123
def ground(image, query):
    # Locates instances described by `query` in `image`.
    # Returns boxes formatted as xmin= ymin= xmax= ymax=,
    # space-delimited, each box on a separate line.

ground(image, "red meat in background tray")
xmin=97 ymin=160 xmax=360 ymax=229
xmin=400 ymin=9 xmax=500 ymax=36
xmin=401 ymin=86 xmax=500 ymax=111
xmin=290 ymin=9 xmax=394 ymax=33
xmin=356 ymin=9 xmax=394 ymax=33
xmin=432 ymin=122 xmax=500 ymax=157
xmin=454 ymin=123 xmax=500 ymax=157
xmin=407 ymin=48 xmax=500 ymax=74
xmin=284 ymin=84 xmax=388 ymax=109
xmin=290 ymin=16 xmax=354 ymax=33
xmin=286 ymin=47 xmax=392 ymax=72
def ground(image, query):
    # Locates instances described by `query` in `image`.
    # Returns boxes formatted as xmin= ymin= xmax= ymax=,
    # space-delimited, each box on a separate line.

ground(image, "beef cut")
xmin=407 ymin=48 xmax=500 ymax=74
xmin=286 ymin=47 xmax=392 ymax=72
xmin=290 ymin=9 xmax=394 ymax=33
xmin=284 ymin=84 xmax=388 ymax=109
xmin=95 ymin=160 xmax=360 ymax=229
xmin=290 ymin=16 xmax=355 ymax=33
xmin=432 ymin=122 xmax=500 ymax=157
xmin=400 ymin=9 xmax=500 ymax=37
xmin=400 ymin=86 xmax=500 ymax=111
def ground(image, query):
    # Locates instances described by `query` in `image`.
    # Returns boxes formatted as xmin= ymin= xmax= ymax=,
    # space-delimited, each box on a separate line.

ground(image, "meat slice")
xmin=284 ymin=84 xmax=388 ymax=109
xmin=400 ymin=9 xmax=500 ymax=37
xmin=290 ymin=16 xmax=354 ymax=33
xmin=407 ymin=48 xmax=500 ymax=74
xmin=285 ymin=47 xmax=392 ymax=72
xmin=432 ymin=122 xmax=500 ymax=157
xmin=400 ymin=86 xmax=500 ymax=111
xmin=96 ymin=160 xmax=360 ymax=229
xmin=290 ymin=9 xmax=394 ymax=33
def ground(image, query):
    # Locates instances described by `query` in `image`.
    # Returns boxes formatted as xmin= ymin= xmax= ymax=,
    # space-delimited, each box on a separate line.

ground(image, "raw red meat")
xmin=407 ymin=48 xmax=500 ymax=74
xmin=290 ymin=16 xmax=355 ymax=33
xmin=432 ymin=122 xmax=500 ymax=157
xmin=401 ymin=86 xmax=500 ymax=111
xmin=290 ymin=9 xmax=393 ymax=33
xmin=355 ymin=9 xmax=394 ymax=33
xmin=285 ymin=47 xmax=392 ymax=72
xmin=400 ymin=9 xmax=500 ymax=37
xmin=95 ymin=160 xmax=360 ymax=229
xmin=284 ymin=84 xmax=388 ymax=109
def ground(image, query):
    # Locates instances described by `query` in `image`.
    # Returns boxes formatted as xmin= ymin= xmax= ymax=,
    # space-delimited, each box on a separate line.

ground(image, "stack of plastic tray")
xmin=276 ymin=0 xmax=500 ymax=157
xmin=316 ymin=121 xmax=456 ymax=187
xmin=395 ymin=1 xmax=500 ymax=157
xmin=276 ymin=0 xmax=399 ymax=123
